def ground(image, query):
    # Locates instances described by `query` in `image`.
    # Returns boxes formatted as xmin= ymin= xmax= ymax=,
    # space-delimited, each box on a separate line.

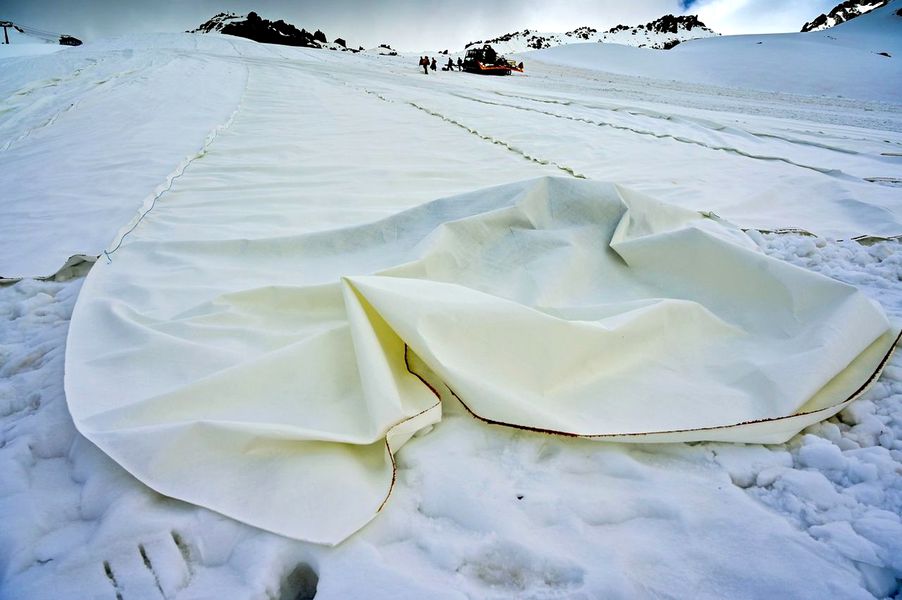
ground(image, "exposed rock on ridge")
xmin=188 ymin=12 xmax=359 ymax=52
xmin=801 ymin=0 xmax=889 ymax=32
xmin=465 ymin=14 xmax=717 ymax=53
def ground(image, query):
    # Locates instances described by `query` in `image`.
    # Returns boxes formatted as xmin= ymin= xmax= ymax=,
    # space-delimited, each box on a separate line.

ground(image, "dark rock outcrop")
xmin=188 ymin=12 xmax=241 ymax=34
xmin=374 ymin=43 xmax=398 ymax=56
xmin=801 ymin=0 xmax=889 ymax=32
xmin=466 ymin=29 xmax=553 ymax=50
xmin=566 ymin=26 xmax=597 ymax=40
xmin=606 ymin=14 xmax=708 ymax=37
xmin=189 ymin=12 xmax=361 ymax=52
xmin=638 ymin=14 xmax=707 ymax=34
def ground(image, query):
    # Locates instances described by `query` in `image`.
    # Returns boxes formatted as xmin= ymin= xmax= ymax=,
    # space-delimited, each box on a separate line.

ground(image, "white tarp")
xmin=3 ymin=26 xmax=901 ymax=282
xmin=65 ymin=177 xmax=898 ymax=545
xmin=0 ymin=36 xmax=246 ymax=280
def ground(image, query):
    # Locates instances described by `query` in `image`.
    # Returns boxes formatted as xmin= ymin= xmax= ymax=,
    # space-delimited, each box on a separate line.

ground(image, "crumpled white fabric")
xmin=65 ymin=177 xmax=898 ymax=544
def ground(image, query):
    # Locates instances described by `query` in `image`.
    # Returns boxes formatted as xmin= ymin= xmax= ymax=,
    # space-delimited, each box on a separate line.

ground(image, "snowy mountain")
xmin=186 ymin=11 xmax=242 ymax=34
xmin=464 ymin=14 xmax=717 ymax=54
xmin=188 ymin=11 xmax=361 ymax=51
xmin=802 ymin=0 xmax=889 ymax=32
xmin=530 ymin=0 xmax=901 ymax=102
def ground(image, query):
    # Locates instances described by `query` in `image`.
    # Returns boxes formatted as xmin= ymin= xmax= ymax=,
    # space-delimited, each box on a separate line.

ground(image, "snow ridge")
xmin=464 ymin=14 xmax=718 ymax=54
xmin=802 ymin=0 xmax=889 ymax=32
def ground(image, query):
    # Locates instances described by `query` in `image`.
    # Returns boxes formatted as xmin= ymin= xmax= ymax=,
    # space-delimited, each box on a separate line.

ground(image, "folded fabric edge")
xmin=403 ymin=329 xmax=901 ymax=445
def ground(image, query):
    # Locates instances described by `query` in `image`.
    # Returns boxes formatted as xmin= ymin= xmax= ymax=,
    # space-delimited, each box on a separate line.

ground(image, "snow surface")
xmin=2 ymin=235 xmax=902 ymax=598
xmin=1 ymin=3 xmax=902 ymax=597
xmin=528 ymin=2 xmax=902 ymax=102
xmin=0 ymin=35 xmax=247 ymax=279
xmin=2 ymin=17 xmax=901 ymax=279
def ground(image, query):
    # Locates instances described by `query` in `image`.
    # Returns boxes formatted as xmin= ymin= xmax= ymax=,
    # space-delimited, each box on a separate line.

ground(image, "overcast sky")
xmin=3 ymin=0 xmax=842 ymax=51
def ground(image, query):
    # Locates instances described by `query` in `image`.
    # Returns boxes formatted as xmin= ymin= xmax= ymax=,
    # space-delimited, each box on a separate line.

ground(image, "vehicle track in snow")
xmin=354 ymin=86 xmax=586 ymax=179
xmin=523 ymin=61 xmax=902 ymax=133
xmin=494 ymin=89 xmax=902 ymax=186
xmin=489 ymin=85 xmax=902 ymax=153
xmin=406 ymin=101 xmax=586 ymax=179
xmin=491 ymin=90 xmax=878 ymax=157
xmin=447 ymin=91 xmax=867 ymax=182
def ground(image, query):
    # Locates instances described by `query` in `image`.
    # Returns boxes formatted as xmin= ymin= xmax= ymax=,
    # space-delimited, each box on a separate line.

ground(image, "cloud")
xmin=690 ymin=0 xmax=839 ymax=34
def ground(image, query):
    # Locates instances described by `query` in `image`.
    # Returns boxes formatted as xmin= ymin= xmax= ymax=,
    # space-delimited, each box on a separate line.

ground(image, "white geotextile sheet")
xmin=0 ymin=36 xmax=246 ymax=280
xmin=65 ymin=178 xmax=898 ymax=544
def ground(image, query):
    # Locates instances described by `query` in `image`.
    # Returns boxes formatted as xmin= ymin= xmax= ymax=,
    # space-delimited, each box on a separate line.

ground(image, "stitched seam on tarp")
xmin=102 ymin=63 xmax=250 ymax=262
xmin=373 ymin=345 xmax=442 ymax=513
xmin=401 ymin=328 xmax=900 ymax=439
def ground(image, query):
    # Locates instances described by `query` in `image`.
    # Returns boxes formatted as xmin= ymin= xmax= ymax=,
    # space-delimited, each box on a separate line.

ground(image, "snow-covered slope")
xmin=802 ymin=0 xmax=889 ymax=32
xmin=465 ymin=14 xmax=718 ymax=54
xmin=529 ymin=0 xmax=901 ymax=102
xmin=189 ymin=11 xmax=360 ymax=52
xmin=0 ymin=34 xmax=246 ymax=279
xmin=1 ymin=15 xmax=901 ymax=599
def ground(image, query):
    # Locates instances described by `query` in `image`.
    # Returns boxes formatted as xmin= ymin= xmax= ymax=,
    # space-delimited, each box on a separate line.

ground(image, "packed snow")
xmin=1 ymin=2 xmax=901 ymax=598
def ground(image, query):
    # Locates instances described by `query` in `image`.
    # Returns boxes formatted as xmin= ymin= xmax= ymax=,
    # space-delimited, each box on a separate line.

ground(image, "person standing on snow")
xmin=457 ymin=57 xmax=463 ymax=71
xmin=419 ymin=56 xmax=429 ymax=74
xmin=430 ymin=57 xmax=437 ymax=71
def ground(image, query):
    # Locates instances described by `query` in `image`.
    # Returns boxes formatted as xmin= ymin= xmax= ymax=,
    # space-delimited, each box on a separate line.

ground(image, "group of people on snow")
xmin=418 ymin=56 xmax=464 ymax=74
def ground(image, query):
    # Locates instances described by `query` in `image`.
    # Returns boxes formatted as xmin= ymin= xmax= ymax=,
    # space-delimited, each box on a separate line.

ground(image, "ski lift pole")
xmin=0 ymin=21 xmax=12 ymax=44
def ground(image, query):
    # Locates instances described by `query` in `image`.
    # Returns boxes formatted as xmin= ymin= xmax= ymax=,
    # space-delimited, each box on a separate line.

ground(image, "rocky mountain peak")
xmin=801 ymin=0 xmax=889 ymax=32
xmin=187 ymin=12 xmax=359 ymax=52
xmin=464 ymin=14 xmax=717 ymax=53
